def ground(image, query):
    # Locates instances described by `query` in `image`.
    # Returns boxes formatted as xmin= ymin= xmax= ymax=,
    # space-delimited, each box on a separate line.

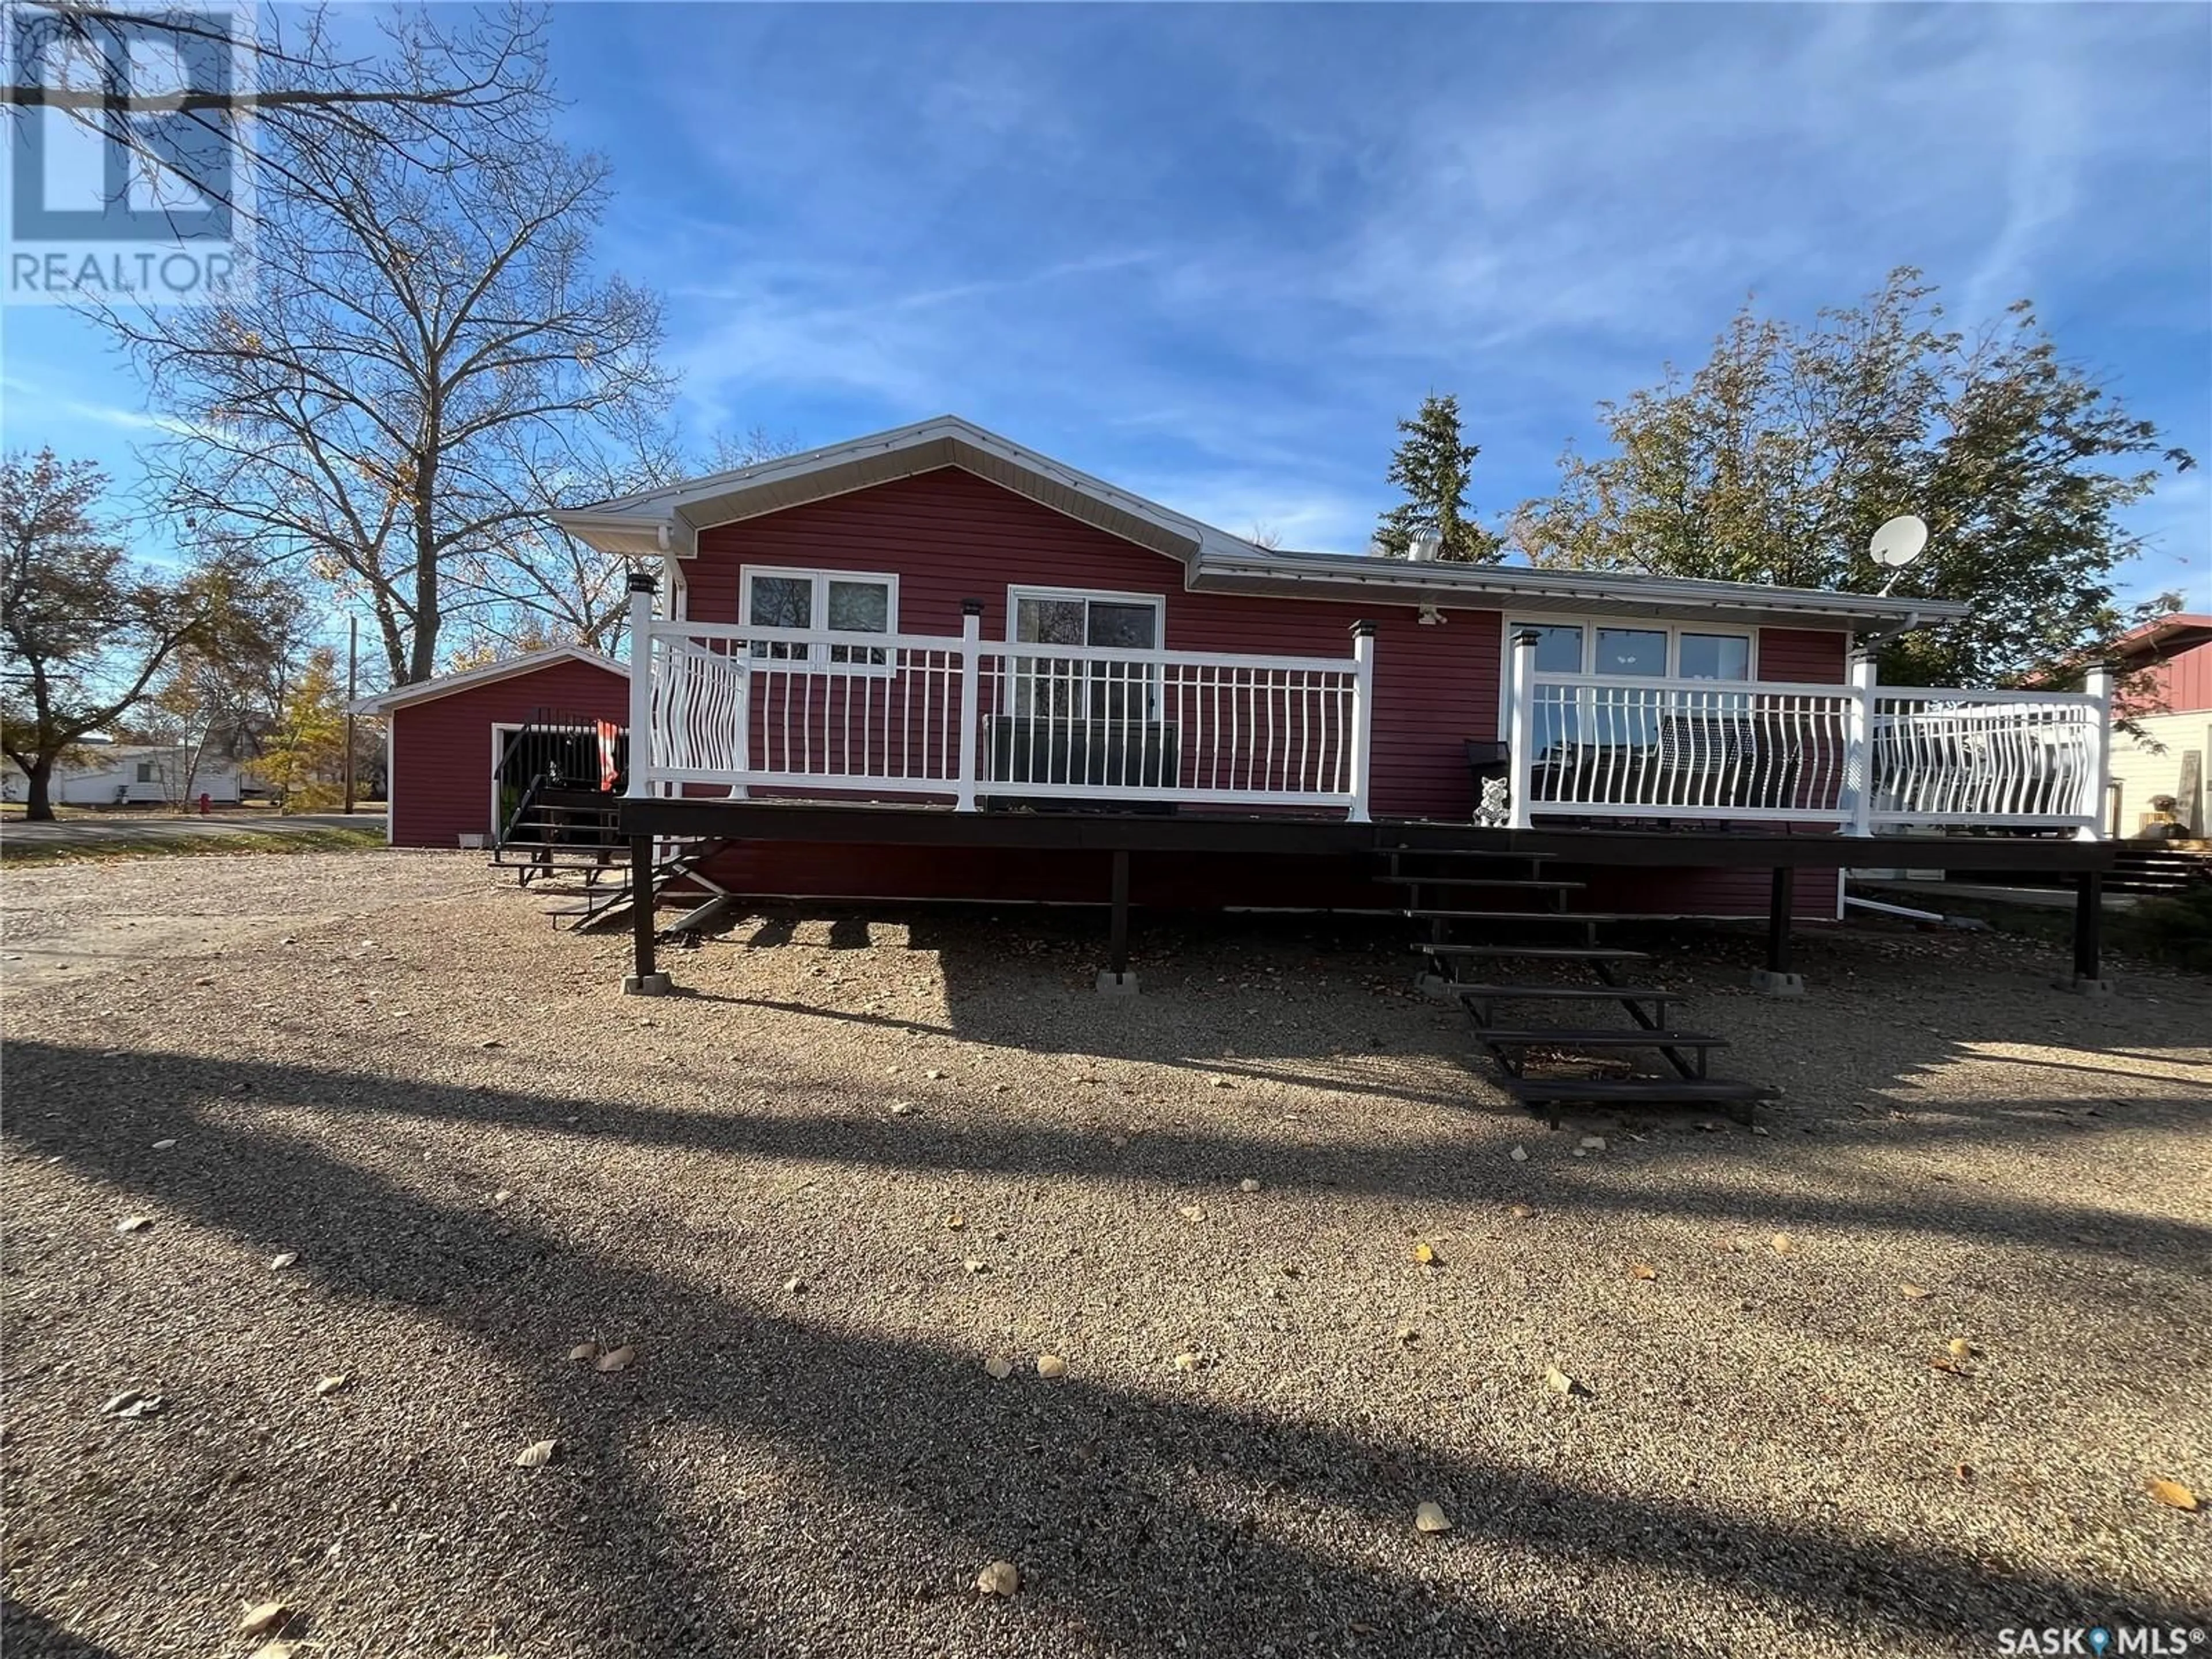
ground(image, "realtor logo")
xmin=4 ymin=2 xmax=253 ymax=304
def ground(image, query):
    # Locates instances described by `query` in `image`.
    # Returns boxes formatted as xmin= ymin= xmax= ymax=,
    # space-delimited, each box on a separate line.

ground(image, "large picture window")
xmin=1506 ymin=618 xmax=1754 ymax=755
xmin=743 ymin=567 xmax=897 ymax=670
xmin=1008 ymin=586 xmax=1164 ymax=719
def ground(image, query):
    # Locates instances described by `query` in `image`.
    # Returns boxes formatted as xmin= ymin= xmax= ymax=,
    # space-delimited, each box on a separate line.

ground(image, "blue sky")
xmin=5 ymin=2 xmax=2209 ymax=605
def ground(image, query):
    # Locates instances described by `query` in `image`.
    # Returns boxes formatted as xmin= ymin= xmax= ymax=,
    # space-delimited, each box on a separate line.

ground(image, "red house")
xmin=358 ymin=417 xmax=2120 ymax=1100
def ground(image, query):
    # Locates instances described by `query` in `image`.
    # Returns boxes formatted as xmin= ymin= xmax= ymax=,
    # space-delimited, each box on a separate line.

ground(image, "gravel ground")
xmin=2 ymin=850 xmax=2207 ymax=1659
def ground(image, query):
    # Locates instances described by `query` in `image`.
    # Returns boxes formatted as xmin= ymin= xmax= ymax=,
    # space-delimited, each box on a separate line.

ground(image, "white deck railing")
xmin=622 ymin=582 xmax=2115 ymax=838
xmin=624 ymin=592 xmax=1377 ymax=819
xmin=1504 ymin=634 xmax=2112 ymax=838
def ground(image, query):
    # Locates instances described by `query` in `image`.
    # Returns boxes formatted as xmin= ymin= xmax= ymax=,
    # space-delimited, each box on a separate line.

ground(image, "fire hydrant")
xmin=198 ymin=792 xmax=211 ymax=816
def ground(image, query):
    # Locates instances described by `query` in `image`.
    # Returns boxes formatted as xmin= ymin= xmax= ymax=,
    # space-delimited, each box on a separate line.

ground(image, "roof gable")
xmin=347 ymin=646 xmax=626 ymax=715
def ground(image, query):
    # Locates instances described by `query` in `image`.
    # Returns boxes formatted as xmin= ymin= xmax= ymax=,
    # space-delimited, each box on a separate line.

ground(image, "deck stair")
xmin=494 ymin=784 xmax=720 ymax=932
xmin=1379 ymin=840 xmax=1777 ymax=1124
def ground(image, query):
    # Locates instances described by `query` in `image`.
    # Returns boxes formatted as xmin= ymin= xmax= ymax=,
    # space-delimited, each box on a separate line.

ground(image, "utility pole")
xmin=343 ymin=614 xmax=358 ymax=815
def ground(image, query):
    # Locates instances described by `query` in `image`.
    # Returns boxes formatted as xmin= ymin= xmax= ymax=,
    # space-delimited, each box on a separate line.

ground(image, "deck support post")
xmin=2077 ymin=665 xmax=2114 ymax=841
xmin=1346 ymin=622 xmax=1376 ymax=824
xmin=955 ymin=601 xmax=984 ymax=812
xmin=1843 ymin=651 xmax=1877 ymax=837
xmin=2055 ymin=869 xmax=2110 ymax=995
xmin=1749 ymin=865 xmax=1804 ymax=996
xmin=1098 ymin=849 xmax=1137 ymax=995
xmin=623 ymin=834 xmax=670 ymax=995
xmin=624 ymin=571 xmax=657 ymax=801
xmin=1506 ymin=630 xmax=1538 ymax=831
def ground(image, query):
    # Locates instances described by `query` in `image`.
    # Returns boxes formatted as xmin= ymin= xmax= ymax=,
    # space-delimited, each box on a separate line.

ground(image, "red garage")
xmin=351 ymin=647 xmax=629 ymax=849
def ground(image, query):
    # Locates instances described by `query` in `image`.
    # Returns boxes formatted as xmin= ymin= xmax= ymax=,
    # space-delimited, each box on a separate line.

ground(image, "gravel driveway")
xmin=3 ymin=850 xmax=2206 ymax=1658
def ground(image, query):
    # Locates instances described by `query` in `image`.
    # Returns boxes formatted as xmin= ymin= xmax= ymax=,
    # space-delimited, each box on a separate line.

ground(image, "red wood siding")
xmin=690 ymin=841 xmax=1838 ymax=921
xmin=675 ymin=468 xmax=1852 ymax=919
xmin=689 ymin=467 xmax=1496 ymax=821
xmin=1758 ymin=627 xmax=1851 ymax=683
xmin=388 ymin=659 xmax=629 ymax=848
xmin=2137 ymin=637 xmax=2212 ymax=715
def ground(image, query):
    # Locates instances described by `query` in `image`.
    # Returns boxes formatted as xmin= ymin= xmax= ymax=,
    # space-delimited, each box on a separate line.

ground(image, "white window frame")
xmin=1496 ymin=613 xmax=1758 ymax=740
xmin=1005 ymin=585 xmax=1168 ymax=721
xmin=739 ymin=564 xmax=900 ymax=677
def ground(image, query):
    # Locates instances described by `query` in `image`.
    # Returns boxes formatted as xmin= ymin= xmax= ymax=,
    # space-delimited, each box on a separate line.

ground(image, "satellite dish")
xmin=1868 ymin=515 xmax=1929 ymax=570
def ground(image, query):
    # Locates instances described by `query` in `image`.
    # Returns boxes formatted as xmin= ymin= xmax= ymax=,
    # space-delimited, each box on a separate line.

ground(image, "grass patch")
xmin=0 ymin=826 xmax=387 ymax=866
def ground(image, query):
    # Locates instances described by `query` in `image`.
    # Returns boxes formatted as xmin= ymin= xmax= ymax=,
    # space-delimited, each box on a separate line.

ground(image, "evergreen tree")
xmin=1374 ymin=393 xmax=1503 ymax=563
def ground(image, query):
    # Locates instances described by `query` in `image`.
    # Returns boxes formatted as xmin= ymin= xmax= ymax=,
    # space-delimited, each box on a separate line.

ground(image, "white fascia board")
xmin=1193 ymin=551 xmax=1971 ymax=627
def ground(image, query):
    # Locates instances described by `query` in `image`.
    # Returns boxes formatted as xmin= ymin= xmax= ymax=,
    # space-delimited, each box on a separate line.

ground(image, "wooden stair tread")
xmin=1414 ymin=944 xmax=1650 ymax=961
xmin=1452 ymin=983 xmax=1671 ymax=1001
xmin=1473 ymin=1028 xmax=1727 ymax=1048
xmin=1376 ymin=876 xmax=1584 ymax=891
xmin=1404 ymin=908 xmax=1637 ymax=922
xmin=1378 ymin=847 xmax=1554 ymax=864
xmin=1499 ymin=1076 xmax=1775 ymax=1104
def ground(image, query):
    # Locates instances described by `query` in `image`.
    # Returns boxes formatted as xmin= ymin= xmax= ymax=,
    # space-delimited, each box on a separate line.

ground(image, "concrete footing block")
xmin=1096 ymin=970 xmax=1139 ymax=997
xmin=2052 ymin=975 xmax=2113 ymax=997
xmin=1415 ymin=971 xmax=1460 ymax=1002
xmin=1748 ymin=969 xmax=1805 ymax=997
xmin=622 ymin=972 xmax=673 ymax=997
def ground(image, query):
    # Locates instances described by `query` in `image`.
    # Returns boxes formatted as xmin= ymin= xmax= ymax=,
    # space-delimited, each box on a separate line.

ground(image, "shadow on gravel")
xmin=5 ymin=1039 xmax=2204 ymax=1656
xmin=0 ymin=1600 xmax=134 ymax=1659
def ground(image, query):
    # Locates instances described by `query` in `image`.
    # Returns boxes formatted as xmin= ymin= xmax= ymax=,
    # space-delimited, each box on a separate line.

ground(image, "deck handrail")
xmin=1505 ymin=640 xmax=2114 ymax=838
xmin=625 ymin=586 xmax=1378 ymax=821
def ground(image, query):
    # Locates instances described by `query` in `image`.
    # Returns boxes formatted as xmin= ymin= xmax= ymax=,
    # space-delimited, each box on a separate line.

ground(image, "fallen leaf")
xmin=925 ymin=1069 xmax=946 ymax=1081
xmin=1929 ymin=1356 xmax=1973 ymax=1377
xmin=1508 ymin=1145 xmax=1529 ymax=1163
xmin=116 ymin=1216 xmax=152 ymax=1234
xmin=491 ymin=1190 xmax=512 ymax=1206
xmin=514 ymin=1440 xmax=559 ymax=1468
xmin=238 ymin=1601 xmax=288 ymax=1637
xmin=1178 ymin=1205 xmax=1206 ymax=1222
xmin=1770 ymin=1233 xmax=1793 ymax=1253
xmin=783 ymin=1277 xmax=805 ymax=1295
xmin=1900 ymin=1283 xmax=1931 ymax=1300
xmin=1035 ymin=1354 xmax=1067 ymax=1380
xmin=1238 ymin=1178 xmax=1262 ymax=1194
xmin=100 ymin=1390 xmax=143 ymax=1416
xmin=1507 ymin=1204 xmax=1533 ymax=1219
xmin=1629 ymin=1262 xmax=1658 ymax=1282
xmin=1414 ymin=1501 xmax=1453 ymax=1533
xmin=2147 ymin=1478 xmax=2199 ymax=1512
xmin=963 ymin=1257 xmax=987 ymax=1274
xmin=1394 ymin=1325 xmax=1420 ymax=1347
xmin=1953 ymin=1462 xmax=1974 ymax=1483
xmin=595 ymin=1344 xmax=635 ymax=1373
xmin=1209 ymin=1077 xmax=1234 ymax=1089
xmin=568 ymin=1342 xmax=600 ymax=1363
xmin=974 ymin=1559 xmax=1021 ymax=1596
xmin=1411 ymin=1241 xmax=1438 ymax=1266
xmin=1578 ymin=1135 xmax=1608 ymax=1152
xmin=1172 ymin=1351 xmax=1202 ymax=1373
xmin=315 ymin=1373 xmax=349 ymax=1397
xmin=150 ymin=1138 xmax=176 ymax=1151
xmin=889 ymin=1102 xmax=914 ymax=1118
xmin=984 ymin=1357 xmax=1013 ymax=1379
xmin=268 ymin=1252 xmax=297 ymax=1271
xmin=1946 ymin=1337 xmax=1975 ymax=1359
xmin=1543 ymin=1364 xmax=1583 ymax=1396
xmin=944 ymin=1213 xmax=965 ymax=1231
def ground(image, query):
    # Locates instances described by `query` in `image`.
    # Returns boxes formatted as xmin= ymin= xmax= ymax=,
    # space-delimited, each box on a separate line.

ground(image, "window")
xmin=742 ymin=567 xmax=897 ymax=670
xmin=1009 ymin=587 xmax=1164 ymax=719
xmin=1505 ymin=618 xmax=1753 ymax=753
xmin=135 ymin=761 xmax=155 ymax=783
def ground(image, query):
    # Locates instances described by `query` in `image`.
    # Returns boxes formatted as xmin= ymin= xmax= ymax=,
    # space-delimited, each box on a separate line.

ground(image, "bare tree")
xmin=0 ymin=450 xmax=224 ymax=820
xmin=98 ymin=8 xmax=675 ymax=686
xmin=4 ymin=3 xmax=549 ymax=219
